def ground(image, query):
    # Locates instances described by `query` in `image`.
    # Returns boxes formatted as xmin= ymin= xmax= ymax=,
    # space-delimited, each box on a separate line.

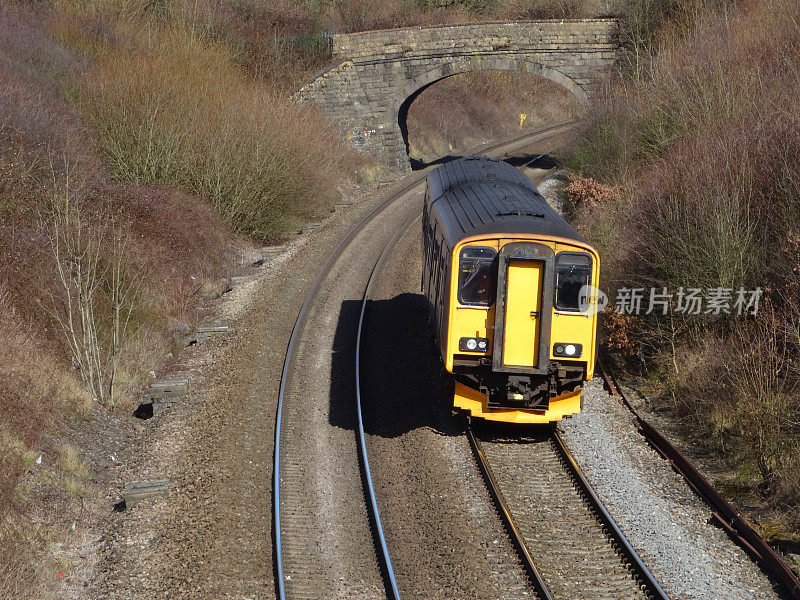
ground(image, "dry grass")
xmin=0 ymin=287 xmax=90 ymax=599
xmin=48 ymin=0 xmax=598 ymax=89
xmin=566 ymin=0 xmax=800 ymax=290
xmin=68 ymin=23 xmax=348 ymax=240
xmin=0 ymin=0 xmax=680 ymax=593
xmin=0 ymin=8 xmax=244 ymax=594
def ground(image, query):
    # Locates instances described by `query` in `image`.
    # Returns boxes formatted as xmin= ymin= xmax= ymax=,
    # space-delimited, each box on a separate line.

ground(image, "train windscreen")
xmin=458 ymin=246 xmax=497 ymax=306
xmin=555 ymin=253 xmax=592 ymax=311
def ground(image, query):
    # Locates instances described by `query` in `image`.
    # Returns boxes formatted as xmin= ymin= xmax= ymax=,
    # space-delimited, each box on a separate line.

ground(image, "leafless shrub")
xmin=563 ymin=174 xmax=624 ymax=212
xmin=724 ymin=308 xmax=800 ymax=492
xmin=70 ymin=24 xmax=350 ymax=240
xmin=563 ymin=0 xmax=800 ymax=510
xmin=45 ymin=183 xmax=104 ymax=402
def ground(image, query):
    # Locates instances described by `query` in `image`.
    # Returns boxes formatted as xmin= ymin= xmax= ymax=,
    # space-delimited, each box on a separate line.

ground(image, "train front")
xmin=447 ymin=236 xmax=600 ymax=424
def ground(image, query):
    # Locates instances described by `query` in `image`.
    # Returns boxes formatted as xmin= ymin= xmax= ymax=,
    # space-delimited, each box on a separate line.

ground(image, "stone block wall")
xmin=296 ymin=19 xmax=618 ymax=172
xmin=332 ymin=20 xmax=616 ymax=59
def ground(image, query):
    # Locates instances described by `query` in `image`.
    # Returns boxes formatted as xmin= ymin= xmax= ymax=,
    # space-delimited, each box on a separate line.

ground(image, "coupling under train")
xmin=422 ymin=156 xmax=600 ymax=423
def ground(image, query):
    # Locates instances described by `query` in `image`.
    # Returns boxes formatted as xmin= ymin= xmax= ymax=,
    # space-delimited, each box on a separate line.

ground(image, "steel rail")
xmin=273 ymin=179 xmax=428 ymax=600
xmin=273 ymin=123 xmax=575 ymax=600
xmin=349 ymin=137 xmax=570 ymax=599
xmin=551 ymin=429 xmax=671 ymax=600
xmin=355 ymin=212 xmax=421 ymax=599
xmin=598 ymin=356 xmax=800 ymax=599
xmin=466 ymin=425 xmax=554 ymax=600
xmin=469 ymin=423 xmax=670 ymax=600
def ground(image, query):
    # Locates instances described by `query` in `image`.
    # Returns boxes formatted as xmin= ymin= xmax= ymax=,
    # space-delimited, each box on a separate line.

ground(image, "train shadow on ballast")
xmin=328 ymin=294 xmax=462 ymax=438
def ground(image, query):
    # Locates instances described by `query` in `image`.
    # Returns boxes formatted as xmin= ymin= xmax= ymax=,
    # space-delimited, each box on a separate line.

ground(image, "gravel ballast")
xmin=559 ymin=378 xmax=783 ymax=600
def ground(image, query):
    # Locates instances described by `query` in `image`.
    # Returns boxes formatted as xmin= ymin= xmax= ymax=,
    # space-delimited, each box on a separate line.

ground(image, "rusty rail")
xmin=597 ymin=355 xmax=800 ymax=600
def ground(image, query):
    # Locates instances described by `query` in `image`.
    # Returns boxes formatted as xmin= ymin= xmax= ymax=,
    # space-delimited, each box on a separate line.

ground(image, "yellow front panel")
xmin=446 ymin=234 xmax=600 ymax=378
xmin=453 ymin=306 xmax=494 ymax=351
xmin=503 ymin=259 xmax=542 ymax=367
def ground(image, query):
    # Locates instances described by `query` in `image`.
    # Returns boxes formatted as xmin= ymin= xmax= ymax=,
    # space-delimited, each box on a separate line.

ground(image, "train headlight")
xmin=460 ymin=337 xmax=489 ymax=352
xmin=553 ymin=342 xmax=583 ymax=358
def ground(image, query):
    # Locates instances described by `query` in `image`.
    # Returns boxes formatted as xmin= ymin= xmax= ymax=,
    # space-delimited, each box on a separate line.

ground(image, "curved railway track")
xmin=598 ymin=357 xmax=800 ymax=600
xmin=274 ymin=119 xmax=800 ymax=600
xmin=468 ymin=423 xmax=670 ymax=600
xmin=273 ymin=122 xmax=575 ymax=600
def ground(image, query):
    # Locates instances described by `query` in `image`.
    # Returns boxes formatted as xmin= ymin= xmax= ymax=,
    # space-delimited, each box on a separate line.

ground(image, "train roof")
xmin=426 ymin=156 xmax=585 ymax=247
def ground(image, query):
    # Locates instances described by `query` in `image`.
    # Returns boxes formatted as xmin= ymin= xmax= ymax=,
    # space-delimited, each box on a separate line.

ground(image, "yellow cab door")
xmin=502 ymin=259 xmax=543 ymax=367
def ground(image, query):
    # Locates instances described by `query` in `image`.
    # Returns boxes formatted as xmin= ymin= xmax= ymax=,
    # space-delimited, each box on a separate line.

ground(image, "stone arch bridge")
xmin=294 ymin=19 xmax=618 ymax=172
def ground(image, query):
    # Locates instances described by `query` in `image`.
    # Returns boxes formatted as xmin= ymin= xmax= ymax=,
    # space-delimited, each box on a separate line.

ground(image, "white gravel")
xmin=559 ymin=378 xmax=782 ymax=600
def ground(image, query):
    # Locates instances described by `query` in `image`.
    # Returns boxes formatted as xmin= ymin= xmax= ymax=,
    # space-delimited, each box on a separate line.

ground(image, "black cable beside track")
xmin=598 ymin=356 xmax=800 ymax=600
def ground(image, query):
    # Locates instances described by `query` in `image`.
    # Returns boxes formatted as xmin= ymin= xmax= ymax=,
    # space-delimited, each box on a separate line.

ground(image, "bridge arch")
xmin=396 ymin=58 xmax=587 ymax=163
xmin=294 ymin=19 xmax=618 ymax=171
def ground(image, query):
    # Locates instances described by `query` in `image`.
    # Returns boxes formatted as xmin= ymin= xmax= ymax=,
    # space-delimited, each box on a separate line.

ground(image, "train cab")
xmin=422 ymin=156 xmax=601 ymax=423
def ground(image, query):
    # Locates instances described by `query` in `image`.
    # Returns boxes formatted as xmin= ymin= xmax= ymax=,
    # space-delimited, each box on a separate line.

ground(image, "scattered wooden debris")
xmin=299 ymin=222 xmax=323 ymax=234
xmin=195 ymin=324 xmax=230 ymax=342
xmin=123 ymin=479 xmax=170 ymax=507
xmin=263 ymin=245 xmax=287 ymax=257
xmin=231 ymin=274 xmax=258 ymax=286
xmin=147 ymin=377 xmax=188 ymax=399
xmin=147 ymin=377 xmax=189 ymax=416
xmin=334 ymin=201 xmax=354 ymax=212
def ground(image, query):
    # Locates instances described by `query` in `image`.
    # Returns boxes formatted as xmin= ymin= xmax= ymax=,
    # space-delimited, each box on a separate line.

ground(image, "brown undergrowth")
xmin=0 ymin=0 xmax=708 ymax=593
xmin=563 ymin=0 xmax=800 ymax=529
xmin=0 ymin=6 xmax=245 ymax=595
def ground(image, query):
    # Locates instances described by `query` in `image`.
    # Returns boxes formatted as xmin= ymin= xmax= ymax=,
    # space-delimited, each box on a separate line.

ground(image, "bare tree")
xmin=41 ymin=169 xmax=140 ymax=407
xmin=107 ymin=232 xmax=139 ymax=404
xmin=46 ymin=184 xmax=106 ymax=402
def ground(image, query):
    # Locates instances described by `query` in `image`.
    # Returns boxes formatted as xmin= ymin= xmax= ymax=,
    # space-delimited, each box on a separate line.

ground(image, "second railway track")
xmin=274 ymin=122 xmax=575 ymax=600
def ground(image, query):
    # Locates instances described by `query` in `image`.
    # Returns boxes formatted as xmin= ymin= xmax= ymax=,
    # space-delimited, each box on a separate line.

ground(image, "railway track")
xmin=468 ymin=424 xmax=670 ymax=600
xmin=273 ymin=122 xmax=575 ymax=600
xmin=274 ymin=118 xmax=800 ymax=600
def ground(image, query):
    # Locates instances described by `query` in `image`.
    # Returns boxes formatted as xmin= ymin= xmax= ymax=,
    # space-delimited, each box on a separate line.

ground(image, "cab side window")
xmin=555 ymin=253 xmax=592 ymax=312
xmin=458 ymin=246 xmax=497 ymax=306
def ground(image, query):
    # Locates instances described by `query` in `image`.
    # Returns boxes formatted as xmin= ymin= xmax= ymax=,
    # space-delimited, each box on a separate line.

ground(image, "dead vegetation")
xmin=564 ymin=0 xmax=800 ymax=527
xmin=1 ymin=0 xmax=775 ymax=592
xmin=0 ymin=0 xmax=610 ymax=594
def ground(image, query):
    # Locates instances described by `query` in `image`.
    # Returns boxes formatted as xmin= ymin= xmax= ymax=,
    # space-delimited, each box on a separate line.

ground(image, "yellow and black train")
xmin=422 ymin=156 xmax=600 ymax=423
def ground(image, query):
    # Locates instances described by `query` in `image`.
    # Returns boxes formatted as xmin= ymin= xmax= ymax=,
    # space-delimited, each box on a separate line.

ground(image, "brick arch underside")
xmin=396 ymin=58 xmax=586 ymax=158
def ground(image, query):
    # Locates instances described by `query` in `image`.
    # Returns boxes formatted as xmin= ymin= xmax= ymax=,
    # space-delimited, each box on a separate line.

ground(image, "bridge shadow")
xmin=409 ymin=151 xmax=560 ymax=172
xmin=408 ymin=154 xmax=467 ymax=170
xmin=328 ymin=294 xmax=462 ymax=438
